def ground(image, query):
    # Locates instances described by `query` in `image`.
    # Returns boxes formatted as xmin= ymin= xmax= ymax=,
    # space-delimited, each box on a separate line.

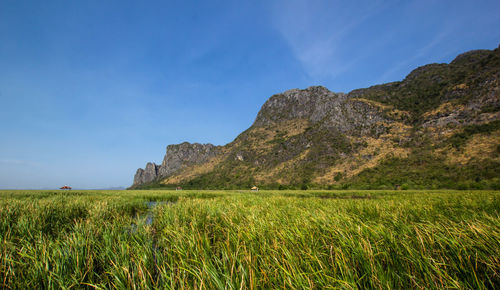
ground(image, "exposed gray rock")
xmin=254 ymin=86 xmax=341 ymax=126
xmin=133 ymin=162 xmax=159 ymax=186
xmin=254 ymin=86 xmax=388 ymax=136
xmin=422 ymin=78 xmax=500 ymax=129
xmin=132 ymin=142 xmax=221 ymax=187
xmin=158 ymin=142 xmax=221 ymax=177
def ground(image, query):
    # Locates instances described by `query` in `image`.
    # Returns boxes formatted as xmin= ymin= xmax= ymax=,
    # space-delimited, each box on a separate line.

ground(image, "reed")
xmin=0 ymin=190 xmax=498 ymax=289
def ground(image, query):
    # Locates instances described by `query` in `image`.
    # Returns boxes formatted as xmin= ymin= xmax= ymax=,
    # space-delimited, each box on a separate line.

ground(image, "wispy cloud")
xmin=373 ymin=0 xmax=489 ymax=84
xmin=377 ymin=28 xmax=454 ymax=83
xmin=269 ymin=0 xmax=386 ymax=80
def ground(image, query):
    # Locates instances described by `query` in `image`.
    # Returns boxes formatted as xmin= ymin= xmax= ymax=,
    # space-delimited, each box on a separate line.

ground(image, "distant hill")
xmin=131 ymin=45 xmax=500 ymax=190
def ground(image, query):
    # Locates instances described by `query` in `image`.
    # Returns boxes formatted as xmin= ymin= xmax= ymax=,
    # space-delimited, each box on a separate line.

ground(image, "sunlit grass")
xmin=0 ymin=190 xmax=498 ymax=288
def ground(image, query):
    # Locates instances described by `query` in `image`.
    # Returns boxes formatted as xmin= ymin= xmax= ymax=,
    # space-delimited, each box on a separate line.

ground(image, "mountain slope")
xmin=131 ymin=46 xmax=500 ymax=190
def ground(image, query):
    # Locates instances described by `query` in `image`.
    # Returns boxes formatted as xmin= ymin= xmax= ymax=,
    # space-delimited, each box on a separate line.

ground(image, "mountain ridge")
xmin=131 ymin=45 xmax=500 ymax=190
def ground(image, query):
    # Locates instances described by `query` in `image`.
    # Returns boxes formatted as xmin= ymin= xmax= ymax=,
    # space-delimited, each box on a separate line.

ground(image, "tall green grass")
xmin=0 ymin=190 xmax=498 ymax=288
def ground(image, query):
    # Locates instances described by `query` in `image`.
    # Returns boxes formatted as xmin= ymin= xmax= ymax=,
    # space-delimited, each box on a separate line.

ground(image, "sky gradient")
xmin=1 ymin=0 xmax=500 ymax=189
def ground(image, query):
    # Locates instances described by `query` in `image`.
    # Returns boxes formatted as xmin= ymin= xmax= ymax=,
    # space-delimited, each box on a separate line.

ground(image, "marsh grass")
xmin=0 ymin=190 xmax=498 ymax=289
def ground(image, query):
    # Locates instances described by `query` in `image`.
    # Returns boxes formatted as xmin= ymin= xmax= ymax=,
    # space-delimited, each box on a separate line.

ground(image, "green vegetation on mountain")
xmin=350 ymin=49 xmax=500 ymax=121
xmin=133 ymin=46 xmax=500 ymax=190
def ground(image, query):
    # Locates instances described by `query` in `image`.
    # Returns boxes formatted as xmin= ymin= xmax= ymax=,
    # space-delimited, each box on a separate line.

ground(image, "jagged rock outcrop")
xmin=133 ymin=162 xmax=159 ymax=186
xmin=132 ymin=142 xmax=221 ymax=187
xmin=254 ymin=86 xmax=389 ymax=136
xmin=253 ymin=86 xmax=345 ymax=126
xmin=158 ymin=142 xmax=221 ymax=177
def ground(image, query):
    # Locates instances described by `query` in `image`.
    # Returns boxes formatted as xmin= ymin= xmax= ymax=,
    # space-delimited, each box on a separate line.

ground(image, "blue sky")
xmin=1 ymin=0 xmax=499 ymax=189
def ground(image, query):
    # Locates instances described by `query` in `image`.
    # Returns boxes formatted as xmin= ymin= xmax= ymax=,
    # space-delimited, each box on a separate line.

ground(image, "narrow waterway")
xmin=129 ymin=200 xmax=174 ymax=281
xmin=130 ymin=200 xmax=171 ymax=232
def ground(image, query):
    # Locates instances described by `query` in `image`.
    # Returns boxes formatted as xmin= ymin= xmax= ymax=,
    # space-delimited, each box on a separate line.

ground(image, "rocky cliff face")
xmin=133 ymin=162 xmax=159 ymax=186
xmin=254 ymin=86 xmax=387 ymax=135
xmin=253 ymin=86 xmax=344 ymax=126
xmin=158 ymin=142 xmax=221 ymax=177
xmin=131 ymin=45 xmax=500 ymax=189
xmin=132 ymin=142 xmax=221 ymax=187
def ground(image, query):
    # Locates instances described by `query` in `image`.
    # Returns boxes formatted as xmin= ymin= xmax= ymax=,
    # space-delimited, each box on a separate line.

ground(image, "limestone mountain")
xmin=132 ymin=142 xmax=221 ymax=187
xmin=131 ymin=46 xmax=500 ymax=190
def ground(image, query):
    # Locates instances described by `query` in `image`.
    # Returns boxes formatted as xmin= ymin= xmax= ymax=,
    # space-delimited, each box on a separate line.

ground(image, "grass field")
xmin=0 ymin=189 xmax=498 ymax=289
